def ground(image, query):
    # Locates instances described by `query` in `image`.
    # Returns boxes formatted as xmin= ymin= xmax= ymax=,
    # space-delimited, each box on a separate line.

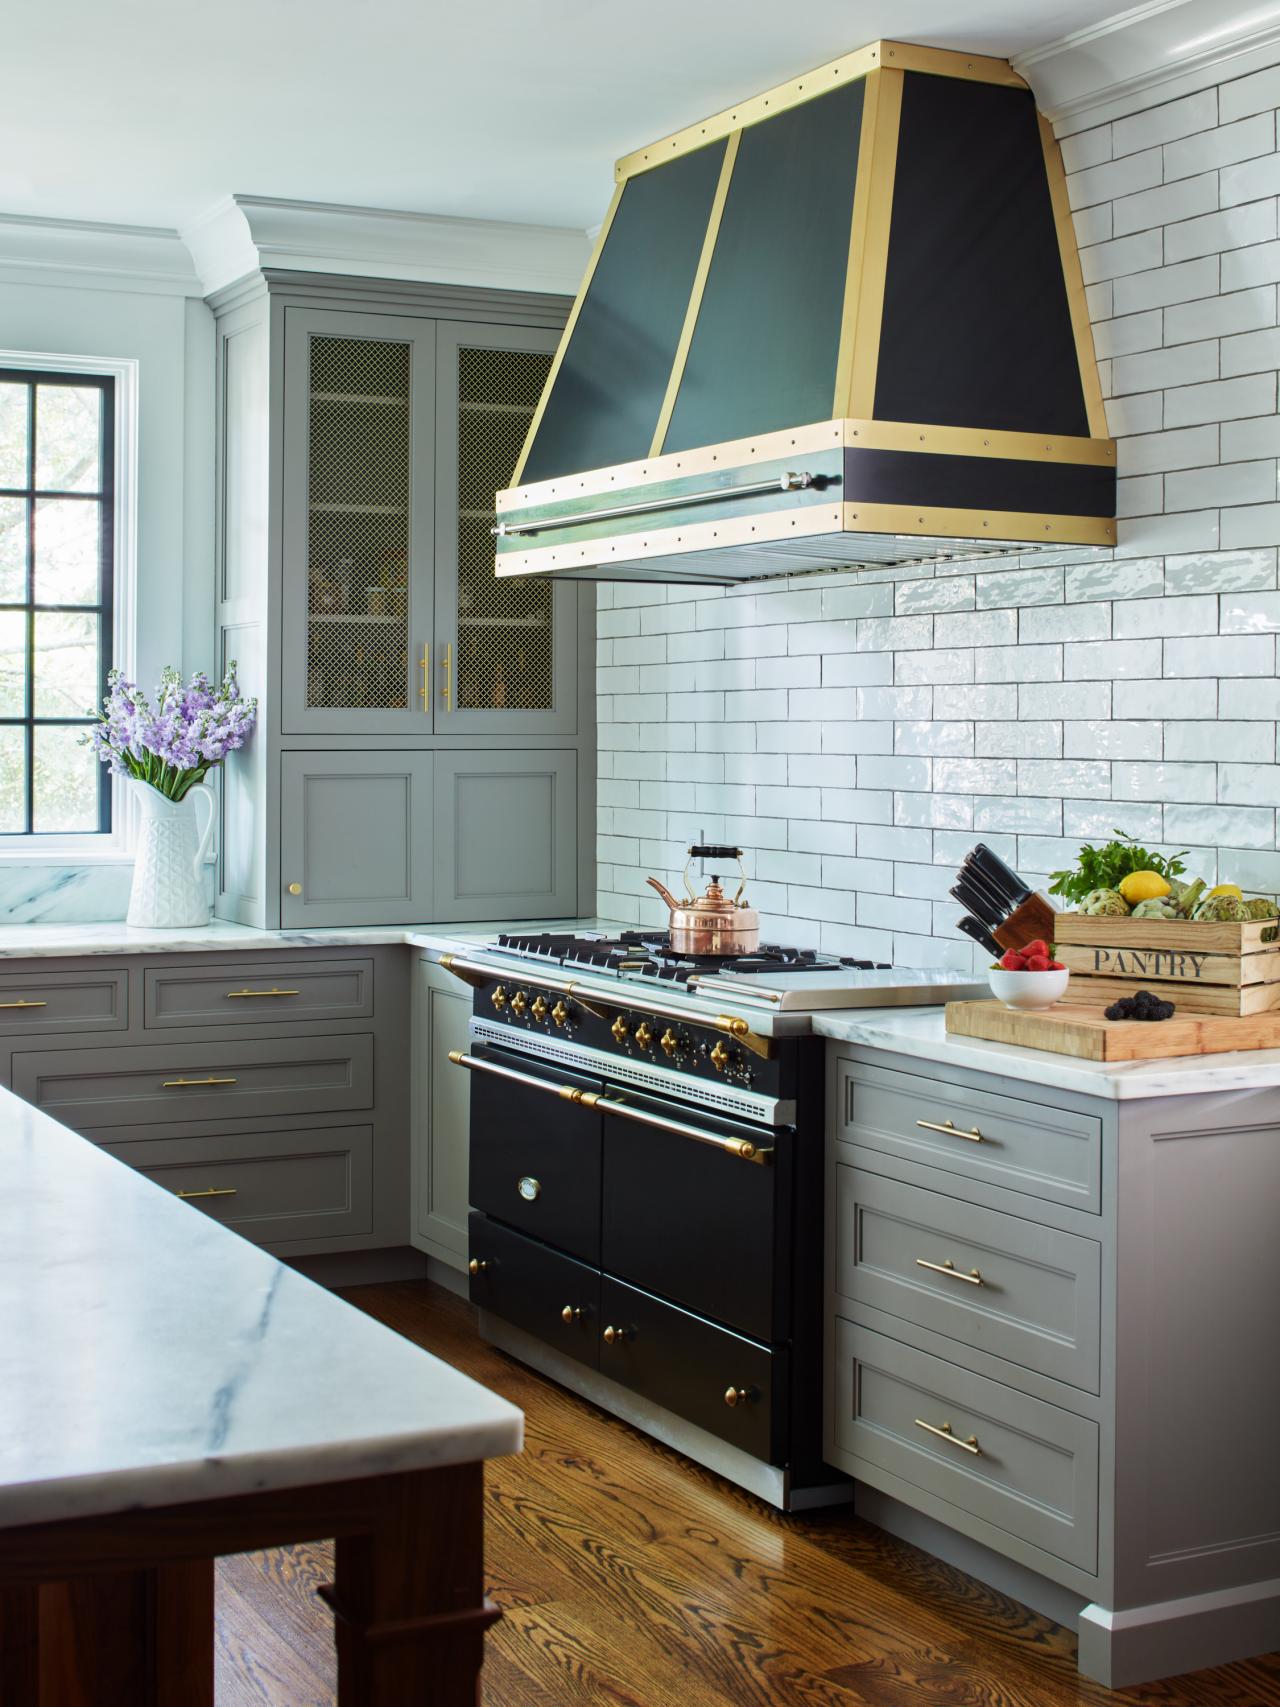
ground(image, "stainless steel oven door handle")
xmin=448 ymin=1050 xmax=773 ymax=1165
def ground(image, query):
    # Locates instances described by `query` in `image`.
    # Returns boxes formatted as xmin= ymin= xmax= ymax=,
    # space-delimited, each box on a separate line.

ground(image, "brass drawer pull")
xmin=162 ymin=1076 xmax=238 ymax=1088
xmin=916 ymin=1118 xmax=985 ymax=1144
xmin=723 ymin=1385 xmax=756 ymax=1409
xmin=915 ymin=1418 xmax=981 ymax=1455
xmin=602 ymin=1324 xmax=633 ymax=1346
xmin=468 ymin=1258 xmax=489 ymax=1276
xmin=226 ymin=988 xmax=300 ymax=999
xmin=916 ymin=1257 xmax=984 ymax=1286
xmin=0 ymin=1000 xmax=48 ymax=1010
xmin=560 ymin=1305 xmax=587 ymax=1324
xmin=177 ymin=1186 xmax=238 ymax=1200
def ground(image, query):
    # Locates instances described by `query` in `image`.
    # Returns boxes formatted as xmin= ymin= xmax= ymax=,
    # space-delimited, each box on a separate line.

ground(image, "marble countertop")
xmin=814 ymin=1005 xmax=1280 ymax=1100
xmin=0 ymin=1086 xmax=521 ymax=1529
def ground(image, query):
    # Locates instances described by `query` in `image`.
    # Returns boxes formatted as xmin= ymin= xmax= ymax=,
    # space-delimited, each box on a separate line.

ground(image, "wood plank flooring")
xmin=214 ymin=1278 xmax=1280 ymax=1706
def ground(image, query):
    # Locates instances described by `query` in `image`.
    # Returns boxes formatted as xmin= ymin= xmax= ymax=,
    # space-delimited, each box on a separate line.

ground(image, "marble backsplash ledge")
xmin=0 ymin=865 xmax=134 ymax=924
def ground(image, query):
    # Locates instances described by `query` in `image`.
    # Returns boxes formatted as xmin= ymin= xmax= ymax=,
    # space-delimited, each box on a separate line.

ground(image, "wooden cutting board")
xmin=945 ymin=999 xmax=1280 ymax=1061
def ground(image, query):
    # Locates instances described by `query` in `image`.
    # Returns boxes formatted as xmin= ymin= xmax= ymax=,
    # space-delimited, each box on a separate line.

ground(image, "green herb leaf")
xmin=1047 ymin=830 xmax=1188 ymax=906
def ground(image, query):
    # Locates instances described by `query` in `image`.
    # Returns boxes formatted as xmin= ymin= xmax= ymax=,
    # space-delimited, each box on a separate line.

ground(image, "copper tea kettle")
xmin=647 ymin=844 xmax=760 ymax=956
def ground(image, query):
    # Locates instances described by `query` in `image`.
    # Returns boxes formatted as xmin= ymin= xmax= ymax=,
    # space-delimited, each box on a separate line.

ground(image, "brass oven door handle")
xmin=915 ymin=1257 xmax=984 ymax=1286
xmin=916 ymin=1118 xmax=985 ymax=1144
xmin=448 ymin=1050 xmax=772 ymax=1164
xmin=0 ymin=1000 xmax=48 ymax=1009
xmin=162 ymin=1076 xmax=238 ymax=1088
xmin=915 ymin=1418 xmax=981 ymax=1455
xmin=177 ymin=1186 xmax=238 ymax=1200
xmin=225 ymin=988 xmax=300 ymax=999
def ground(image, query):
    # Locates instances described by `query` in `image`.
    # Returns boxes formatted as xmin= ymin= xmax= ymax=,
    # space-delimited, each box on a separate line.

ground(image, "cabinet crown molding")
xmin=1015 ymin=0 xmax=1280 ymax=133
xmin=183 ymin=194 xmax=592 ymax=299
xmin=0 ymin=211 xmax=203 ymax=296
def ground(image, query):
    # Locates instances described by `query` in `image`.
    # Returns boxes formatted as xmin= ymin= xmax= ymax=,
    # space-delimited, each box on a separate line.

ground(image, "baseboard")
xmin=854 ymin=1483 xmax=1088 ymax=1633
xmin=426 ymin=1255 xmax=469 ymax=1298
xmin=289 ymin=1245 xmax=430 ymax=1288
xmin=1079 ymin=1577 xmax=1280 ymax=1689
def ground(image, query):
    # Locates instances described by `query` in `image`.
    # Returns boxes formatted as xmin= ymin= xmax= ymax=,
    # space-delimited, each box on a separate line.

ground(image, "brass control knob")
xmin=468 ymin=1258 xmax=489 ymax=1276
xmin=511 ymin=990 xmax=528 ymax=1017
xmin=660 ymin=1028 xmax=680 ymax=1057
xmin=491 ymin=985 xmax=508 ymax=1011
xmin=561 ymin=1305 xmax=586 ymax=1324
xmin=610 ymin=1014 xmax=629 ymax=1044
xmin=551 ymin=1000 xmax=569 ymax=1027
xmin=531 ymin=995 xmax=548 ymax=1022
xmin=602 ymin=1324 xmax=633 ymax=1346
xmin=709 ymin=1040 xmax=731 ymax=1072
xmin=724 ymin=1385 xmax=754 ymax=1409
xmin=634 ymin=1022 xmax=654 ymax=1050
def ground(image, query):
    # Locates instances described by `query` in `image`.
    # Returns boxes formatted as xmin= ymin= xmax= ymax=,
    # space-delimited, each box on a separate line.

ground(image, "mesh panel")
xmin=306 ymin=337 xmax=411 ymax=709
xmin=456 ymin=345 xmax=554 ymax=711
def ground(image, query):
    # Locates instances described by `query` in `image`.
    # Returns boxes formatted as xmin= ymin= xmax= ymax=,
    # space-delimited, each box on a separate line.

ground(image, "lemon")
xmin=1208 ymin=882 xmax=1243 ymax=901
xmin=1118 ymin=870 xmax=1171 ymax=903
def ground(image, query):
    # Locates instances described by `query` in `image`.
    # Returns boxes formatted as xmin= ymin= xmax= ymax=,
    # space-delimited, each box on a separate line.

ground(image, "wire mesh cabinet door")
xmin=432 ymin=321 xmax=577 ymax=734
xmin=280 ymin=308 xmax=437 ymax=734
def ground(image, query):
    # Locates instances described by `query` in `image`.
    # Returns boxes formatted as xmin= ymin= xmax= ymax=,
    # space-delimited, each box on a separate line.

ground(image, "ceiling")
xmin=4 ymin=0 xmax=1131 ymax=236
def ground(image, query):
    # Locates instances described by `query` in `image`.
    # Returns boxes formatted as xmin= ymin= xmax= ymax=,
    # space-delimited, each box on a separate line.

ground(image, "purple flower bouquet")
xmin=87 ymin=664 xmax=258 ymax=800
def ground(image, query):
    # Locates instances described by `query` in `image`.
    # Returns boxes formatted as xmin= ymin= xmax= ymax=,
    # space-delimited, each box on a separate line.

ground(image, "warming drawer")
xmin=468 ymin=1212 xmax=601 ymax=1370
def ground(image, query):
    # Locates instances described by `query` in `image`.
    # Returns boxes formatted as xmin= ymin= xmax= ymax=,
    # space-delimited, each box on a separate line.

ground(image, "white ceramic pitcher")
xmin=126 ymin=780 xmax=216 ymax=928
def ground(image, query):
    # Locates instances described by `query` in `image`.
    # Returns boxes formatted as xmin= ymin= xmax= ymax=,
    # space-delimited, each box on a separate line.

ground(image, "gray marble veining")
xmin=0 ymin=1087 xmax=521 ymax=1529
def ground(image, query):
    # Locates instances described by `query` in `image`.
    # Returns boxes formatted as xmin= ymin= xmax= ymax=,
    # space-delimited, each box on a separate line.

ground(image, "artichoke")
xmin=1082 ymin=888 xmax=1131 ymax=917
xmin=1166 ymin=877 xmax=1191 ymax=902
xmin=1193 ymin=894 xmax=1248 ymax=922
xmin=1243 ymin=897 xmax=1277 ymax=920
xmin=1178 ymin=877 xmax=1206 ymax=917
xmin=1131 ymin=896 xmax=1180 ymax=919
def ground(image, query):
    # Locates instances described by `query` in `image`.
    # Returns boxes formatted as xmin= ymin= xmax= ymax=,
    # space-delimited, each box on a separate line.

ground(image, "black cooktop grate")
xmin=494 ymin=930 xmax=890 ymax=980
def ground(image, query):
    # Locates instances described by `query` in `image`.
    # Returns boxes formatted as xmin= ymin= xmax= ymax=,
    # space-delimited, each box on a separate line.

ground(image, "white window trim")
xmin=0 ymin=349 xmax=139 ymax=863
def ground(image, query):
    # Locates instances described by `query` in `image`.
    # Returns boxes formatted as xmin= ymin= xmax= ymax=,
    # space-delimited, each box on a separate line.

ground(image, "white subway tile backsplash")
xmin=1165 ymin=546 xmax=1277 ymax=593
xmin=1166 ymin=719 xmax=1274 ymax=761
xmin=1165 ymin=634 xmax=1276 ymax=675
xmin=1113 ymin=255 xmax=1218 ymax=315
xmin=1220 ymin=64 xmax=1280 ymax=123
xmin=1220 ymin=677 xmax=1280 ymax=716
xmin=1164 ymin=372 xmax=1276 ymax=426
xmin=1113 ymin=172 xmax=1218 ymax=238
xmin=974 ymin=644 xmax=1064 ymax=683
xmin=1221 ymin=591 xmax=1280 ymax=631
xmin=1021 ymin=680 xmax=1112 ymax=719
xmin=975 ymin=722 xmax=1062 ymax=758
xmin=937 ymin=683 xmax=1019 ymax=719
xmin=895 ymin=791 xmax=974 ymax=829
xmin=974 ymin=565 xmax=1064 ymax=607
xmin=1112 ymin=761 xmax=1216 ymax=803
xmin=1222 ymin=415 xmax=1280 ymax=461
xmin=1017 ymin=759 xmax=1111 ymax=798
xmin=1165 ymin=199 xmax=1277 ymax=264
xmin=1220 ymin=326 xmax=1280 ymax=375
xmin=1221 ymin=238 xmax=1280 ymax=289
xmin=1063 ymin=719 xmax=1163 ymax=758
xmin=973 ymin=794 xmax=1064 ymax=833
xmin=1113 ymin=88 xmax=1217 ymax=155
xmin=1164 ymin=111 xmax=1273 ymax=179
xmin=1112 ymin=677 xmax=1218 ymax=718
xmin=1221 ymin=503 xmax=1280 ymax=548
xmin=1165 ymin=285 xmax=1275 ymax=344
xmin=1064 ymin=638 xmax=1163 ymax=678
xmin=1220 ymin=764 xmax=1280 ymax=805
xmin=1019 ymin=602 xmax=1111 ymax=643
xmin=1065 ymin=557 xmax=1164 ymax=601
xmin=1069 ymin=146 xmax=1161 ymax=209
xmin=894 ymin=649 xmax=975 ymax=685
xmin=1119 ymin=425 xmax=1219 ymax=474
xmin=1167 ymin=459 xmax=1277 ymax=509
xmin=1081 ymin=227 xmax=1163 ymax=285
xmin=894 ymin=722 xmax=973 ymax=757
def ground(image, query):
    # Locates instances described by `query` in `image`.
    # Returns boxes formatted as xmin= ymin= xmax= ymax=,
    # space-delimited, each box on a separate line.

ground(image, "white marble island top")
xmin=814 ymin=1005 xmax=1280 ymax=1100
xmin=0 ymin=1086 xmax=521 ymax=1530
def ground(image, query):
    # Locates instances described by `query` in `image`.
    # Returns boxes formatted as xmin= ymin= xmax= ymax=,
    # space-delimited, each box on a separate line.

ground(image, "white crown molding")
xmin=182 ymin=193 xmax=591 ymax=298
xmin=0 ymin=212 xmax=202 ymax=296
xmin=1016 ymin=0 xmax=1280 ymax=134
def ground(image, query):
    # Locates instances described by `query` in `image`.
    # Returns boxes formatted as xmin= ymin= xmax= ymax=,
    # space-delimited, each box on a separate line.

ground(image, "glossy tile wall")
xmin=597 ymin=59 xmax=1280 ymax=971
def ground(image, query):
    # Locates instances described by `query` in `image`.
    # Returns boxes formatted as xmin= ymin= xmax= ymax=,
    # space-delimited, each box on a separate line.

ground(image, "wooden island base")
xmin=0 ymin=1463 xmax=495 ymax=1707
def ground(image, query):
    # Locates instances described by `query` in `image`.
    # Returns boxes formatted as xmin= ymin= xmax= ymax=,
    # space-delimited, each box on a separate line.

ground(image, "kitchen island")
xmin=0 ymin=1082 xmax=520 ymax=1704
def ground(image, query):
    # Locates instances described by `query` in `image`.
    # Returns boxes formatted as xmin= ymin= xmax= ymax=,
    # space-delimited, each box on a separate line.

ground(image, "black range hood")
xmin=494 ymin=40 xmax=1115 ymax=585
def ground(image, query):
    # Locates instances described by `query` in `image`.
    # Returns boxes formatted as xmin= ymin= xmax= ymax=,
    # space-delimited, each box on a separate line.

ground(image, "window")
xmin=0 ymin=370 xmax=114 ymax=836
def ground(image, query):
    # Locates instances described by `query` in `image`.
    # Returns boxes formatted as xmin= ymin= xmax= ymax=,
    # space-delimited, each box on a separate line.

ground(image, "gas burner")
xmin=493 ymin=929 xmax=891 ymax=982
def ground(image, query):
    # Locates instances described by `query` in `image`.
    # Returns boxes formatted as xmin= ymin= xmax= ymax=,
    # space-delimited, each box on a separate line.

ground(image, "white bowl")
xmin=988 ymin=966 xmax=1070 ymax=1010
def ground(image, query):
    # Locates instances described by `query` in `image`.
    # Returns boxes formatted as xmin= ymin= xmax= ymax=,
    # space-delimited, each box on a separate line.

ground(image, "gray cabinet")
xmin=410 ymin=955 xmax=471 ymax=1270
xmin=280 ymin=751 xmax=434 ymax=926
xmin=432 ymin=750 xmax=577 ymax=920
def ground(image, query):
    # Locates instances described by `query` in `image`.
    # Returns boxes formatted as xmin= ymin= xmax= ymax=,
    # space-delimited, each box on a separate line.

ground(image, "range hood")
xmin=494 ymin=40 xmax=1116 ymax=585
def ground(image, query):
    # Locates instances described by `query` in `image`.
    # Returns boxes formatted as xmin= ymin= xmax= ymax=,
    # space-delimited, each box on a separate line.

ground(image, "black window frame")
xmin=0 ymin=367 xmax=115 ymax=837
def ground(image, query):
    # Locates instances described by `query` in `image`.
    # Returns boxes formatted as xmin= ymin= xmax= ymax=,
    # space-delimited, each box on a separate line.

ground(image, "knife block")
xmin=992 ymin=892 xmax=1059 ymax=953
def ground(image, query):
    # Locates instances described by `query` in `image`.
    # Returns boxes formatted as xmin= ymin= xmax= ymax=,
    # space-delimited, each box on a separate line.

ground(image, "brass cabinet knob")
xmin=468 ymin=1258 xmax=489 ymax=1276
xmin=511 ymin=991 xmax=528 ymax=1017
xmin=551 ymin=1000 xmax=569 ymax=1027
xmin=634 ymin=1022 xmax=654 ymax=1049
xmin=602 ymin=1324 xmax=633 ymax=1346
xmin=561 ymin=1304 xmax=585 ymax=1324
xmin=709 ymin=1040 xmax=731 ymax=1072
xmin=531 ymin=995 xmax=548 ymax=1022
xmin=610 ymin=1014 xmax=629 ymax=1043
xmin=517 ymin=1175 xmax=541 ymax=1201
xmin=660 ymin=1028 xmax=679 ymax=1056
xmin=287 ymin=883 xmax=302 ymax=896
xmin=724 ymin=1385 xmax=755 ymax=1408
xmin=491 ymin=985 xmax=508 ymax=1011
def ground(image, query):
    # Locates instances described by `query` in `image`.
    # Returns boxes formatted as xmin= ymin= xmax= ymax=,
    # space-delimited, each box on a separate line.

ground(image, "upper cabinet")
xmin=280 ymin=306 xmax=574 ymax=736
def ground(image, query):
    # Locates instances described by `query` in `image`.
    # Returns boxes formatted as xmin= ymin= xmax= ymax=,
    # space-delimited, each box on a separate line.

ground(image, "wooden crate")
xmin=1053 ymin=913 xmax=1280 ymax=1016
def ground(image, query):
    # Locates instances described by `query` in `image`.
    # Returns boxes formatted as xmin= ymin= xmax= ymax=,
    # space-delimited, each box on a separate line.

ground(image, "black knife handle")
xmin=972 ymin=843 xmax=1031 ymax=905
xmin=959 ymin=859 xmax=1014 ymax=921
xmin=957 ymin=915 xmax=1002 ymax=958
xmin=951 ymin=880 xmax=1003 ymax=931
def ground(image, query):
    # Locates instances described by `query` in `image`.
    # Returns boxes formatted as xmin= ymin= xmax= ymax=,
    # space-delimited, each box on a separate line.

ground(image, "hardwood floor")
xmin=214 ymin=1278 xmax=1280 ymax=1706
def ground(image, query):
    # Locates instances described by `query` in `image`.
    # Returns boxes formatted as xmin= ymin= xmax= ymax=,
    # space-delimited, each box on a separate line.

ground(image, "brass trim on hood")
xmin=650 ymin=128 xmax=742 ymax=456
xmin=1039 ymin=111 xmax=1109 ymax=441
xmin=840 ymin=500 xmax=1115 ymax=546
xmin=837 ymin=67 xmax=903 ymax=420
xmin=613 ymin=41 xmax=1027 ymax=182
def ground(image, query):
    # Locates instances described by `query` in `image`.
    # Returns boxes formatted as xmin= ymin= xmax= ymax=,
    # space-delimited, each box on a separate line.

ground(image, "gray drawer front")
xmin=144 ymin=958 xmax=374 ymax=1029
xmin=13 ymin=1035 xmax=374 ymax=1129
xmin=835 ymin=1168 xmax=1102 ymax=1392
xmin=834 ymin=1322 xmax=1098 ymax=1573
xmin=837 ymin=1058 xmax=1101 ymax=1213
xmin=105 ymin=1125 xmax=373 ymax=1244
xmin=0 ymin=968 xmax=128 ymax=1037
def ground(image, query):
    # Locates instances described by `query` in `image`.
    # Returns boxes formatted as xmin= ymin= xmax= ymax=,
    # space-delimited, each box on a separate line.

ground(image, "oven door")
xmin=464 ymin=1042 xmax=605 ymax=1264
xmin=599 ymin=1082 xmax=790 ymax=1345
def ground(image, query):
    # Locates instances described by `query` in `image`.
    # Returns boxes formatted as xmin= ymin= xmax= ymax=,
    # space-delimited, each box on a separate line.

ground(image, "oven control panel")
xmin=474 ymin=976 xmax=777 ymax=1095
